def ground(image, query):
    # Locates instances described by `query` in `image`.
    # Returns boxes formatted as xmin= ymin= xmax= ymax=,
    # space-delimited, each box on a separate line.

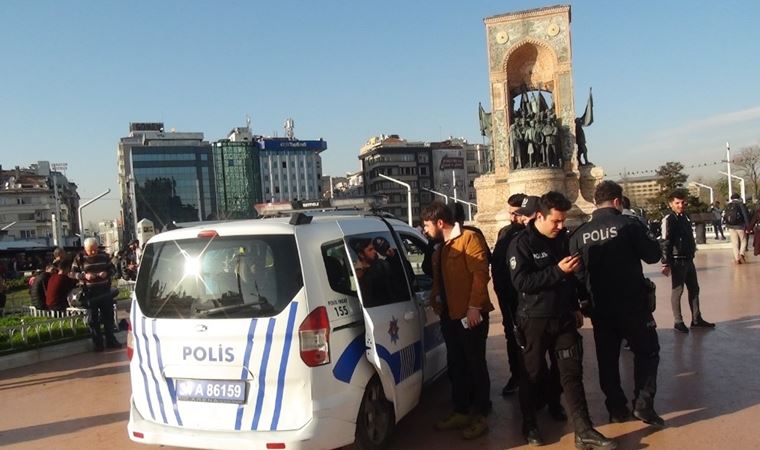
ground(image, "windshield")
xmin=135 ymin=235 xmax=303 ymax=319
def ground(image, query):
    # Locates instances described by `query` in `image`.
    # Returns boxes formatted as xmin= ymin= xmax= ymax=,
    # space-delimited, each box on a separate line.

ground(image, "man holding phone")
xmin=422 ymin=201 xmax=493 ymax=440
xmin=508 ymin=192 xmax=616 ymax=449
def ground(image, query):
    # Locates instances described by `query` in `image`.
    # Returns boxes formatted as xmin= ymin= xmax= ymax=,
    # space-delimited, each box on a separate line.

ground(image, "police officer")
xmin=569 ymin=181 xmax=664 ymax=427
xmin=508 ymin=192 xmax=615 ymax=449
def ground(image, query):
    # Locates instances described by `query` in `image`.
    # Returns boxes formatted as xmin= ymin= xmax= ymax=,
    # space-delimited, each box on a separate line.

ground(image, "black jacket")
xmin=491 ymin=222 xmax=525 ymax=309
xmin=569 ymin=208 xmax=661 ymax=317
xmin=660 ymin=212 xmax=696 ymax=265
xmin=507 ymin=221 xmax=578 ymax=318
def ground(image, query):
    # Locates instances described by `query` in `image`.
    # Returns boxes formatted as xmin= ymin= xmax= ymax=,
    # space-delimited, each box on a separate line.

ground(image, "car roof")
xmin=145 ymin=214 xmax=419 ymax=245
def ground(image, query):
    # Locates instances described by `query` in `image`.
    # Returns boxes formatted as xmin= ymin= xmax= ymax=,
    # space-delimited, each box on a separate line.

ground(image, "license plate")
xmin=176 ymin=379 xmax=247 ymax=404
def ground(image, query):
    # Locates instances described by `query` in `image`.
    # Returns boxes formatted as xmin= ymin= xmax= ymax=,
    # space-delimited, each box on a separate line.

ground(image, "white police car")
xmin=126 ymin=213 xmax=447 ymax=449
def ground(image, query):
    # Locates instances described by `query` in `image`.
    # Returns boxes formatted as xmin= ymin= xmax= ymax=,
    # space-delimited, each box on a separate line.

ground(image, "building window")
xmin=282 ymin=161 xmax=287 ymax=168
xmin=275 ymin=186 xmax=280 ymax=194
xmin=420 ymin=167 xmax=428 ymax=176
xmin=228 ymin=159 xmax=235 ymax=166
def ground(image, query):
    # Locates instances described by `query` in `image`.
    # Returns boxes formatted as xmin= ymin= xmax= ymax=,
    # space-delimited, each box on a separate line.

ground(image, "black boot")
xmin=574 ymin=428 xmax=617 ymax=450
xmin=522 ymin=421 xmax=544 ymax=447
xmin=573 ymin=410 xmax=616 ymax=450
xmin=608 ymin=406 xmax=632 ymax=423
xmin=633 ymin=407 xmax=665 ymax=427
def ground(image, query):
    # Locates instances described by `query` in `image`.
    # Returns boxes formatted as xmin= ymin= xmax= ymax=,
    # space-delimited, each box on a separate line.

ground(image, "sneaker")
xmin=674 ymin=322 xmax=689 ymax=333
xmin=435 ymin=412 xmax=471 ymax=430
xmin=691 ymin=317 xmax=715 ymax=328
xmin=502 ymin=376 xmax=519 ymax=396
xmin=462 ymin=414 xmax=488 ymax=440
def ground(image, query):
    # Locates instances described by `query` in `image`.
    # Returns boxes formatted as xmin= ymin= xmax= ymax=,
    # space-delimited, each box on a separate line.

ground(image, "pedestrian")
xmin=709 ymin=201 xmax=726 ymax=240
xmin=749 ymin=206 xmax=760 ymax=256
xmin=507 ymin=191 xmax=616 ymax=449
xmin=423 ymin=201 xmax=492 ymax=440
xmin=723 ymin=193 xmax=751 ymax=264
xmin=121 ymin=241 xmax=139 ymax=281
xmin=661 ymin=190 xmax=715 ymax=333
xmin=0 ymin=273 xmax=7 ymax=316
xmin=570 ymin=181 xmax=664 ymax=427
xmin=30 ymin=264 xmax=55 ymax=310
xmin=45 ymin=259 xmax=78 ymax=312
xmin=491 ymin=193 xmax=528 ymax=396
xmin=71 ymin=238 xmax=121 ymax=351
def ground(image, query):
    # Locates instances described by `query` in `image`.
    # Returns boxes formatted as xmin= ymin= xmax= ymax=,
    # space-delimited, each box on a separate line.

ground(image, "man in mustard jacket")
xmin=422 ymin=201 xmax=493 ymax=440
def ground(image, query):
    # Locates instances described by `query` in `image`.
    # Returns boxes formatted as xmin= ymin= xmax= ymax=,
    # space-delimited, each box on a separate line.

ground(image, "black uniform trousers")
xmin=670 ymin=259 xmax=701 ymax=324
xmin=518 ymin=313 xmax=589 ymax=431
xmin=440 ymin=312 xmax=491 ymax=415
xmin=592 ymin=311 xmax=659 ymax=413
xmin=87 ymin=288 xmax=117 ymax=346
xmin=497 ymin=295 xmax=521 ymax=379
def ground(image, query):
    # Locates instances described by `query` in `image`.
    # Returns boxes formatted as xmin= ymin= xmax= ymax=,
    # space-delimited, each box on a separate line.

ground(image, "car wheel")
xmin=353 ymin=376 xmax=395 ymax=450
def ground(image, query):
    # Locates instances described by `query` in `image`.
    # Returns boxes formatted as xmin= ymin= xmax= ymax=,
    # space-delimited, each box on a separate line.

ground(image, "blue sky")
xmin=2 ymin=1 xmax=759 ymax=223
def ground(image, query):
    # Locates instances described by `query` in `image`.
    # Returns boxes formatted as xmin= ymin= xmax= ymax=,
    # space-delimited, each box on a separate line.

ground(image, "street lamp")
xmin=378 ymin=174 xmax=412 ymax=226
xmin=690 ymin=182 xmax=714 ymax=205
xmin=718 ymin=171 xmax=746 ymax=201
xmin=422 ymin=187 xmax=450 ymax=204
xmin=726 ymin=142 xmax=733 ymax=199
xmin=79 ymin=189 xmax=111 ymax=236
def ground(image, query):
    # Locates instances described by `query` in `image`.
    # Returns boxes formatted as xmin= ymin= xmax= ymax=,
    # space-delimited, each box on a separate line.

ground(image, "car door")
xmin=337 ymin=219 xmax=423 ymax=421
xmin=396 ymin=231 xmax=446 ymax=384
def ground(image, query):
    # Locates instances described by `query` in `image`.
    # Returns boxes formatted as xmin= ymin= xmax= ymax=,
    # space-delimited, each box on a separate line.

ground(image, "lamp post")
xmin=79 ymin=189 xmax=111 ymax=236
xmin=690 ymin=182 xmax=714 ymax=205
xmin=378 ymin=174 xmax=412 ymax=226
xmin=422 ymin=187 xmax=450 ymax=204
xmin=726 ymin=142 xmax=733 ymax=199
xmin=718 ymin=171 xmax=746 ymax=201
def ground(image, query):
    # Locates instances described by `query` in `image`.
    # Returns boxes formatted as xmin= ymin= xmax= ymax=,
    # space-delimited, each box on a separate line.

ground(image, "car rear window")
xmin=135 ymin=235 xmax=303 ymax=319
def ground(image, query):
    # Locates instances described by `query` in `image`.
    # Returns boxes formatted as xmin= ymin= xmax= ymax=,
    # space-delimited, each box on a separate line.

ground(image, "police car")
xmin=126 ymin=212 xmax=447 ymax=449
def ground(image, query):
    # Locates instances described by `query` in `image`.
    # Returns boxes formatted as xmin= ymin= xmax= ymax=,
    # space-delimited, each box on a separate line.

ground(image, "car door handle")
xmin=404 ymin=311 xmax=416 ymax=321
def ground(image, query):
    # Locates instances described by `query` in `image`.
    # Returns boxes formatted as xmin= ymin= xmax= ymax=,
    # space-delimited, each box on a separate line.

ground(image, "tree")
xmin=734 ymin=145 xmax=760 ymax=200
xmin=646 ymin=161 xmax=707 ymax=219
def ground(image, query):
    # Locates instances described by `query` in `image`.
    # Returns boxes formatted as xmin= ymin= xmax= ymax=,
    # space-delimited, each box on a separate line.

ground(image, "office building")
xmin=259 ymin=137 xmax=326 ymax=203
xmin=213 ymin=126 xmax=262 ymax=219
xmin=359 ymin=135 xmax=490 ymax=224
xmin=117 ymin=123 xmax=216 ymax=242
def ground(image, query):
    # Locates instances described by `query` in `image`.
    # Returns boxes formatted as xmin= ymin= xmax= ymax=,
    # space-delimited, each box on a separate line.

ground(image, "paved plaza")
xmin=0 ymin=246 xmax=758 ymax=449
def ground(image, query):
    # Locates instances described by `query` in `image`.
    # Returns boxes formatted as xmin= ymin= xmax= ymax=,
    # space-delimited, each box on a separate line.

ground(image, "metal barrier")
xmin=0 ymin=314 xmax=90 ymax=350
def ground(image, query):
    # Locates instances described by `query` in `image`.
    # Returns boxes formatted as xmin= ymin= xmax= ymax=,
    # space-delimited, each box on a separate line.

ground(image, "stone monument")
xmin=474 ymin=5 xmax=604 ymax=245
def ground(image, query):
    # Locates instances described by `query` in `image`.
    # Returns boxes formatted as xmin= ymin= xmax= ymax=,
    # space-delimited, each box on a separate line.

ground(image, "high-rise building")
xmin=259 ymin=137 xmax=326 ymax=203
xmin=213 ymin=126 xmax=262 ymax=219
xmin=616 ymin=175 xmax=664 ymax=209
xmin=117 ymin=123 xmax=216 ymax=242
xmin=359 ymin=135 xmax=490 ymax=224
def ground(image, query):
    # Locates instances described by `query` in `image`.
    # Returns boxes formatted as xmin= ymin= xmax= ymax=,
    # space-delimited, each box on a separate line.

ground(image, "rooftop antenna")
xmin=284 ymin=117 xmax=295 ymax=140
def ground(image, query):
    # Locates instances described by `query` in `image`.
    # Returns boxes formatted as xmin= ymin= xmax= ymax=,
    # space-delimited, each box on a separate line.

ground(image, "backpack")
xmin=724 ymin=202 xmax=743 ymax=226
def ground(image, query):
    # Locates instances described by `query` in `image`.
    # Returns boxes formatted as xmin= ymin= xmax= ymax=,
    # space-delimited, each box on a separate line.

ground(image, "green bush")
xmin=4 ymin=276 xmax=31 ymax=292
xmin=0 ymin=315 xmax=91 ymax=354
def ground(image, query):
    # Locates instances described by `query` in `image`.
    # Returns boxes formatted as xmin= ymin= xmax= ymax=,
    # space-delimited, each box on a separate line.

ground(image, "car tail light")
xmin=126 ymin=320 xmax=134 ymax=361
xmin=197 ymin=230 xmax=219 ymax=238
xmin=298 ymin=306 xmax=330 ymax=367
xmin=266 ymin=444 xmax=286 ymax=449
xmin=132 ymin=431 xmax=144 ymax=439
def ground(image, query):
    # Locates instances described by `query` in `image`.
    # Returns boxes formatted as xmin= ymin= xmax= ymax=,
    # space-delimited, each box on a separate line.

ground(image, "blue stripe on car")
xmin=152 ymin=320 xmax=182 ymax=426
xmin=132 ymin=302 xmax=156 ymax=421
xmin=251 ymin=318 xmax=276 ymax=430
xmin=235 ymin=318 xmax=259 ymax=431
xmin=270 ymin=301 xmax=299 ymax=430
xmin=332 ymin=335 xmax=365 ymax=383
xmin=142 ymin=315 xmax=168 ymax=424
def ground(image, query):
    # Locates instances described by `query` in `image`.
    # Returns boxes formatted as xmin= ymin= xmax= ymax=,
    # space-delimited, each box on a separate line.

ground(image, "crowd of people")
xmin=419 ymin=181 xmax=756 ymax=449
xmin=5 ymin=239 xmax=144 ymax=350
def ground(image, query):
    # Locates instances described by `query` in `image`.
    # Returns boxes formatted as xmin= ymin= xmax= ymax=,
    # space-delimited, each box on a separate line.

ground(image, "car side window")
xmin=321 ymin=240 xmax=357 ymax=297
xmin=399 ymin=233 xmax=433 ymax=292
xmin=344 ymin=232 xmax=412 ymax=308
